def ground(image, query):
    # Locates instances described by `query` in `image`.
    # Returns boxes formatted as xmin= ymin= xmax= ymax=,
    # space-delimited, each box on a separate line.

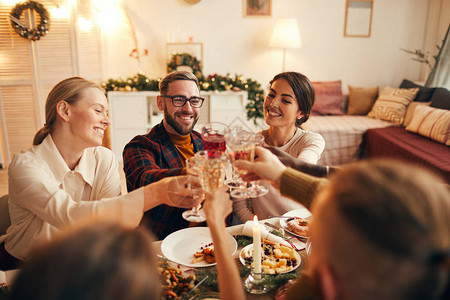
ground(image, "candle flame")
xmin=253 ymin=215 xmax=258 ymax=225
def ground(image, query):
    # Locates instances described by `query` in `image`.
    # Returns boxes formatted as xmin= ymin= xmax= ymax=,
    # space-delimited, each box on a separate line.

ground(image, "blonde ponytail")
xmin=33 ymin=77 xmax=103 ymax=145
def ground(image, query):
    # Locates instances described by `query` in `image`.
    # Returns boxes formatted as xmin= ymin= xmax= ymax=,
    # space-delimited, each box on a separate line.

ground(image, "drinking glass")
xmin=200 ymin=122 xmax=228 ymax=152
xmin=200 ymin=122 xmax=238 ymax=188
xmin=182 ymin=156 xmax=206 ymax=223
xmin=195 ymin=150 xmax=229 ymax=195
xmin=224 ymin=128 xmax=257 ymax=198
xmin=246 ymin=133 xmax=269 ymax=197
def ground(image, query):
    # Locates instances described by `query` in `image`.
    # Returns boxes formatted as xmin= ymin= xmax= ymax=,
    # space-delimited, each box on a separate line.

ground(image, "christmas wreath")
xmin=10 ymin=1 xmax=50 ymax=41
xmin=167 ymin=53 xmax=203 ymax=78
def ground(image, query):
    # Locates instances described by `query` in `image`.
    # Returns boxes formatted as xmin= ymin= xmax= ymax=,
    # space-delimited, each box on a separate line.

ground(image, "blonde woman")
xmin=0 ymin=77 xmax=199 ymax=270
xmin=233 ymin=72 xmax=325 ymax=221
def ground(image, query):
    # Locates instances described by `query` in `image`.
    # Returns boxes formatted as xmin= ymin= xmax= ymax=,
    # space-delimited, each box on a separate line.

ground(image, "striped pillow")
xmin=368 ymin=87 xmax=419 ymax=124
xmin=406 ymin=105 xmax=450 ymax=145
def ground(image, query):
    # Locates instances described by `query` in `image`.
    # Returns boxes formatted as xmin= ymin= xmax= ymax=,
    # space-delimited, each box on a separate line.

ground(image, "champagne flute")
xmin=181 ymin=157 xmax=206 ymax=223
xmin=195 ymin=150 xmax=228 ymax=195
xmin=246 ymin=133 xmax=269 ymax=197
xmin=224 ymin=128 xmax=256 ymax=198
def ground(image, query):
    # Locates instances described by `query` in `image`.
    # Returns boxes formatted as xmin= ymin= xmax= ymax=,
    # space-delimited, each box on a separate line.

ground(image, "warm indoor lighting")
xmin=270 ymin=18 xmax=302 ymax=72
xmin=50 ymin=5 xmax=70 ymax=19
xmin=95 ymin=2 xmax=124 ymax=32
xmin=77 ymin=16 xmax=93 ymax=31
xmin=1 ymin=0 xmax=21 ymax=6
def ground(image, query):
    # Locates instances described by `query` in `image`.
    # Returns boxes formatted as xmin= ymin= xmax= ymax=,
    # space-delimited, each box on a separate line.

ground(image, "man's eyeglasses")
xmin=161 ymin=95 xmax=205 ymax=108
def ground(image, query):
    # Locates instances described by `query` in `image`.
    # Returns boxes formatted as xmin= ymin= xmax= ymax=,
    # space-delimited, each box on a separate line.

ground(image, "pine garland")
xmin=102 ymin=72 xmax=265 ymax=125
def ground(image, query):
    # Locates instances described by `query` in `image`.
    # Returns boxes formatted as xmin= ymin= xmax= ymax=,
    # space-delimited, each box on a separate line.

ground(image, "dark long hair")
xmin=269 ymin=72 xmax=315 ymax=126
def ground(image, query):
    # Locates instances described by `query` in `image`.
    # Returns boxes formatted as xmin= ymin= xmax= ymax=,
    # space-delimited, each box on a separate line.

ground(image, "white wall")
xmin=102 ymin=0 xmax=449 ymax=93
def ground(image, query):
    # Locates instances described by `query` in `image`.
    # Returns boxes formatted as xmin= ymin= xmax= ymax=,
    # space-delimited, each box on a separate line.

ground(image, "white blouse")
xmin=0 ymin=135 xmax=144 ymax=260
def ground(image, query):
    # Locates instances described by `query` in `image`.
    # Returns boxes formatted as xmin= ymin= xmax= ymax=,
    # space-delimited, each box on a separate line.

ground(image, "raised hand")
xmin=155 ymin=175 xmax=204 ymax=209
xmin=235 ymin=146 xmax=287 ymax=185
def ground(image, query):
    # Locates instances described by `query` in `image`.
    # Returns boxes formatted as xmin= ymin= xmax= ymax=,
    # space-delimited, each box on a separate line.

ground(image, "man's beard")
xmin=164 ymin=105 xmax=199 ymax=135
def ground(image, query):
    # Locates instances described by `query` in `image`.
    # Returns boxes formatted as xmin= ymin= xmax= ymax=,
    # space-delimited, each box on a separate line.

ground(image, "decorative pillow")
xmin=347 ymin=85 xmax=379 ymax=115
xmin=406 ymin=105 xmax=450 ymax=146
xmin=403 ymin=101 xmax=431 ymax=127
xmin=430 ymin=88 xmax=450 ymax=110
xmin=399 ymin=79 xmax=435 ymax=102
xmin=367 ymin=87 xmax=419 ymax=124
xmin=311 ymin=80 xmax=344 ymax=115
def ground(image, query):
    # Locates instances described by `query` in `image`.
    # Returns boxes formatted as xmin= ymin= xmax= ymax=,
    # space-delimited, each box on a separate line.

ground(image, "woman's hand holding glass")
xmin=235 ymin=147 xmax=287 ymax=187
xmin=224 ymin=128 xmax=262 ymax=198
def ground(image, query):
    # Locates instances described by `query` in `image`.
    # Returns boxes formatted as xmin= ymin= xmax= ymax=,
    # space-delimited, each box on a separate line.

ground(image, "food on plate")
xmin=159 ymin=262 xmax=197 ymax=299
xmin=192 ymin=243 xmax=215 ymax=264
xmin=286 ymin=217 xmax=310 ymax=237
xmin=241 ymin=240 xmax=298 ymax=274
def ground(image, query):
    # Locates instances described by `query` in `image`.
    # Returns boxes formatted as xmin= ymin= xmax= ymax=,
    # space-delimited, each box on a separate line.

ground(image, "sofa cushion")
xmin=347 ymin=85 xmax=379 ymax=115
xmin=406 ymin=105 xmax=450 ymax=145
xmin=430 ymin=87 xmax=450 ymax=110
xmin=403 ymin=101 xmax=431 ymax=127
xmin=311 ymin=80 xmax=344 ymax=115
xmin=368 ymin=87 xmax=419 ymax=125
xmin=399 ymin=79 xmax=435 ymax=102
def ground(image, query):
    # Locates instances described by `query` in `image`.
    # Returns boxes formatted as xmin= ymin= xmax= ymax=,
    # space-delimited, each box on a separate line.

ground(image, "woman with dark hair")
xmin=0 ymin=77 xmax=200 ymax=271
xmin=10 ymin=222 xmax=162 ymax=300
xmin=261 ymin=72 xmax=323 ymax=162
xmin=233 ymin=72 xmax=325 ymax=221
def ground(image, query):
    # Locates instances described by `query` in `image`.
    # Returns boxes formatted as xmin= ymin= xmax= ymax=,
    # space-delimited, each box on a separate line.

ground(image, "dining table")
xmin=154 ymin=217 xmax=310 ymax=299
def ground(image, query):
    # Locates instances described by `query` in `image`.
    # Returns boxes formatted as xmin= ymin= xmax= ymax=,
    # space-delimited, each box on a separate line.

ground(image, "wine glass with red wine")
xmin=200 ymin=122 xmax=228 ymax=152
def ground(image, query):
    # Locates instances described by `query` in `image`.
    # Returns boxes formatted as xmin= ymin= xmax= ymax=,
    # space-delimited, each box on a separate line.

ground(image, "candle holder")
xmin=244 ymin=271 xmax=270 ymax=294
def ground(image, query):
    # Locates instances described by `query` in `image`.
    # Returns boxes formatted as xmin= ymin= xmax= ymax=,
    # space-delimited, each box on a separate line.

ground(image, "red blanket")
xmin=362 ymin=126 xmax=450 ymax=184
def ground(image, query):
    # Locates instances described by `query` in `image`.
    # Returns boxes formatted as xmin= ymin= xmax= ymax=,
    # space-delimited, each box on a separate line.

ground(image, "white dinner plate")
xmin=161 ymin=227 xmax=237 ymax=268
xmin=279 ymin=208 xmax=312 ymax=238
xmin=239 ymin=244 xmax=301 ymax=274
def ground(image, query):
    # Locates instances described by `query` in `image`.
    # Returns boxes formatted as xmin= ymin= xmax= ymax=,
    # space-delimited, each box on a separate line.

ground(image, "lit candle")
xmin=253 ymin=215 xmax=262 ymax=276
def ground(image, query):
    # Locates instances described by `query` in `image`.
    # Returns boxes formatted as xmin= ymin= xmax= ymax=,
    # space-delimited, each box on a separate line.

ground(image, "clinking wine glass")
xmin=246 ymin=133 xmax=269 ymax=197
xmin=200 ymin=122 xmax=236 ymax=187
xmin=201 ymin=122 xmax=228 ymax=152
xmin=181 ymin=156 xmax=206 ymax=223
xmin=195 ymin=150 xmax=229 ymax=195
xmin=224 ymin=128 xmax=257 ymax=198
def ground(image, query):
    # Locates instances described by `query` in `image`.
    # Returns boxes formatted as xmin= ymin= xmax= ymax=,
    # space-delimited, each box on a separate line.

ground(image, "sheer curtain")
xmin=426 ymin=24 xmax=450 ymax=89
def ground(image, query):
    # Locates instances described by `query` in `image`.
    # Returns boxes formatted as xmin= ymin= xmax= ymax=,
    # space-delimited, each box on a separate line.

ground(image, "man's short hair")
xmin=159 ymin=71 xmax=200 ymax=95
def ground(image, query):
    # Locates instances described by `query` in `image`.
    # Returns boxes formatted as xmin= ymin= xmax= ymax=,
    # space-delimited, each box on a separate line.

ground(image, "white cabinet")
xmin=107 ymin=90 xmax=260 ymax=161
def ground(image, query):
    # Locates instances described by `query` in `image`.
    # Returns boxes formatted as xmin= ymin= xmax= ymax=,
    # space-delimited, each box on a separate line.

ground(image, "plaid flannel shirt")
xmin=123 ymin=122 xmax=203 ymax=240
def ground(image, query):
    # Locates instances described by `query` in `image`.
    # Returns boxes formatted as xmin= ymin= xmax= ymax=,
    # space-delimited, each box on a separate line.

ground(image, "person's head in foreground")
xmin=309 ymin=160 xmax=450 ymax=300
xmin=264 ymin=71 xmax=315 ymax=128
xmin=157 ymin=71 xmax=202 ymax=136
xmin=33 ymin=76 xmax=109 ymax=148
xmin=10 ymin=222 xmax=161 ymax=300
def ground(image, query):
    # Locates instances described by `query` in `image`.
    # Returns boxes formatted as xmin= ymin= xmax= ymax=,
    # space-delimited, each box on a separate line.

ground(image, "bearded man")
xmin=123 ymin=71 xmax=204 ymax=239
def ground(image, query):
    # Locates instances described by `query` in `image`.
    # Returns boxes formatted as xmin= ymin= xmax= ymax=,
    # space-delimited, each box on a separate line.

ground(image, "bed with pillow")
xmin=302 ymin=80 xmax=450 ymax=184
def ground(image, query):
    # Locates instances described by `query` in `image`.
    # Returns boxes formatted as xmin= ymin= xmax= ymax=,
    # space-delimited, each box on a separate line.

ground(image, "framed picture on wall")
xmin=243 ymin=0 xmax=272 ymax=17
